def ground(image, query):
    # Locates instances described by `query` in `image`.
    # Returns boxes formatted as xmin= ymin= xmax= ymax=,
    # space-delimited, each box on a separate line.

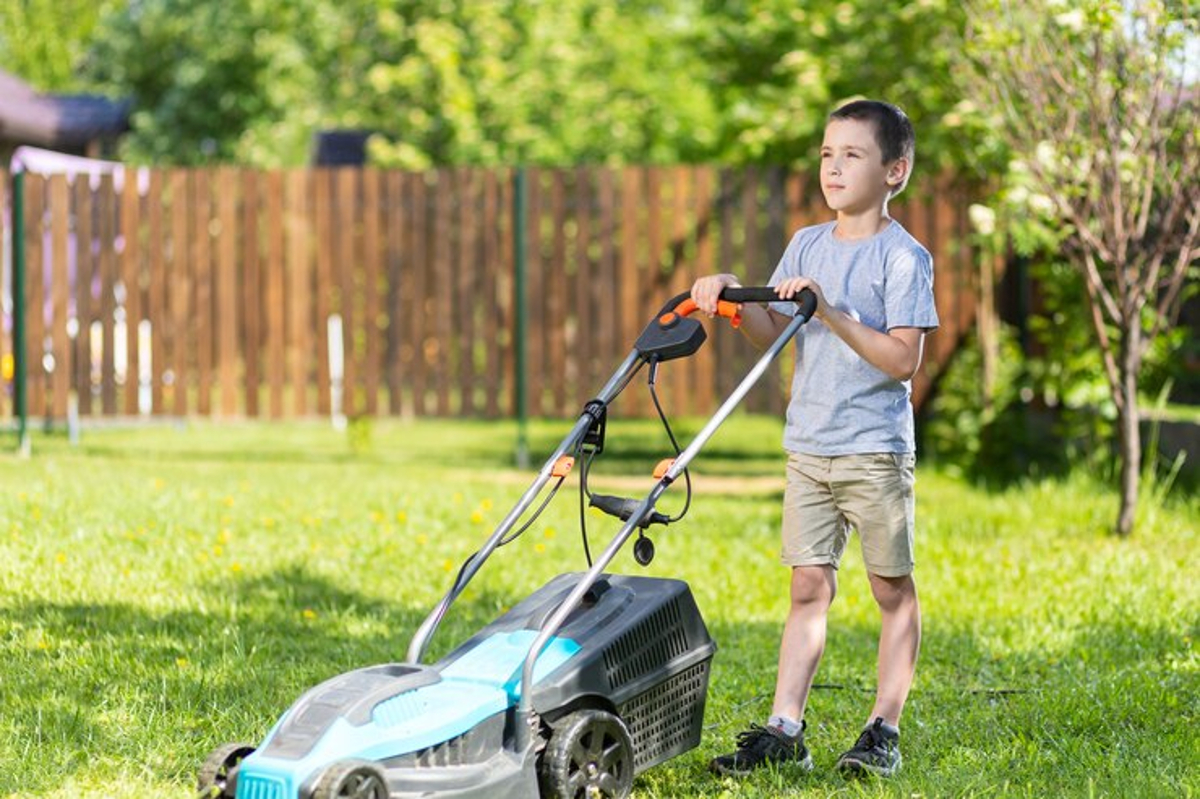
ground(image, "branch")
xmin=1079 ymin=249 xmax=1125 ymax=410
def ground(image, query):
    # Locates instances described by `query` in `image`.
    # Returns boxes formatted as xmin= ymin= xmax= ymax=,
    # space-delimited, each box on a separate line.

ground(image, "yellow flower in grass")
xmin=55 ymin=552 xmax=66 ymax=565
xmin=302 ymin=608 xmax=317 ymax=621
xmin=416 ymin=534 xmax=428 ymax=546
xmin=176 ymin=657 xmax=190 ymax=669
xmin=396 ymin=511 xmax=408 ymax=524
xmin=535 ymin=543 xmax=546 ymax=554
xmin=231 ymin=562 xmax=243 ymax=574
xmin=470 ymin=511 xmax=484 ymax=524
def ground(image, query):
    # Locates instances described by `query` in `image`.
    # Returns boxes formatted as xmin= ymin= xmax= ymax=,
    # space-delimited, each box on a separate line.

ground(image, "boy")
xmin=691 ymin=99 xmax=938 ymax=778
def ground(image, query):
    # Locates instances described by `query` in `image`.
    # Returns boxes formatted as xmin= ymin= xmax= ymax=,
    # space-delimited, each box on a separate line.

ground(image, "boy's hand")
xmin=776 ymin=277 xmax=827 ymax=319
xmin=690 ymin=273 xmax=741 ymax=316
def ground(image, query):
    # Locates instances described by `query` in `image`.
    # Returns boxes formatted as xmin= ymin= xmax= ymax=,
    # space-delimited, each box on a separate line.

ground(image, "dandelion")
xmin=212 ymin=546 xmax=223 ymax=557
xmin=416 ymin=534 xmax=428 ymax=546
xmin=442 ymin=559 xmax=455 ymax=572
xmin=396 ymin=511 xmax=408 ymax=524
xmin=535 ymin=543 xmax=546 ymax=554
xmin=371 ymin=511 xmax=385 ymax=524
xmin=223 ymin=496 xmax=235 ymax=508
xmin=55 ymin=552 xmax=66 ymax=565
xmin=176 ymin=657 xmax=190 ymax=669
xmin=480 ymin=499 xmax=493 ymax=511
xmin=470 ymin=511 xmax=484 ymax=524
xmin=543 ymin=528 xmax=556 ymax=540
xmin=231 ymin=562 xmax=243 ymax=573
xmin=302 ymin=609 xmax=317 ymax=621
xmin=152 ymin=478 xmax=165 ymax=491
xmin=218 ymin=528 xmax=231 ymax=544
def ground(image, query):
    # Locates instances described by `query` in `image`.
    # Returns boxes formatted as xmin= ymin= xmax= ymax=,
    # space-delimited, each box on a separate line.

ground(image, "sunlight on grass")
xmin=1 ymin=418 xmax=1196 ymax=798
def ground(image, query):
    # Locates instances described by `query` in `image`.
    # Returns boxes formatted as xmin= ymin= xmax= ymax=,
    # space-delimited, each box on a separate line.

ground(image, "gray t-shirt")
xmin=767 ymin=220 xmax=939 ymax=456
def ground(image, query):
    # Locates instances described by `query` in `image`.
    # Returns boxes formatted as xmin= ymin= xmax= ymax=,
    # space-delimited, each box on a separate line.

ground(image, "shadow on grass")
xmin=5 ymin=566 xmax=1192 ymax=798
xmin=0 ymin=565 xmax=512 ymax=796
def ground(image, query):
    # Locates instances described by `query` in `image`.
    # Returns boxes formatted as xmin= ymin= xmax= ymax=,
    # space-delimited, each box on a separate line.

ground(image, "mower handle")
xmin=657 ymin=286 xmax=818 ymax=328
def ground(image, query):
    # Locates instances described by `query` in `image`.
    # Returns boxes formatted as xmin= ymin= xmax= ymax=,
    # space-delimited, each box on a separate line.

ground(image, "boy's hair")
xmin=828 ymin=100 xmax=915 ymax=193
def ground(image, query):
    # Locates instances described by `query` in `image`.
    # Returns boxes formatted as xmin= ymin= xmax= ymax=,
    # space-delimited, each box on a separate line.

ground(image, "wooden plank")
xmin=433 ymin=169 xmax=453 ymax=415
xmin=667 ymin=166 xmax=691 ymax=415
xmin=214 ymin=168 xmax=239 ymax=416
xmin=335 ymin=168 xmax=358 ymax=417
xmin=241 ymin=170 xmax=261 ymax=417
xmin=693 ymin=167 xmax=716 ymax=414
xmin=312 ymin=169 xmax=333 ymax=415
xmin=572 ymin=167 xmax=594 ymax=400
xmin=548 ymin=168 xmax=567 ymax=413
xmin=409 ymin=171 xmax=429 ymax=415
xmin=48 ymin=175 xmax=70 ymax=419
xmin=146 ymin=171 xmax=167 ymax=414
xmin=285 ymin=170 xmax=312 ymax=416
xmin=384 ymin=171 xmax=406 ymax=416
xmin=482 ymin=169 xmax=501 ymax=417
xmin=169 ymin=170 xmax=190 ymax=417
xmin=73 ymin=177 xmax=95 ymax=417
xmin=120 ymin=173 xmax=141 ymax=414
xmin=193 ymin=169 xmax=213 ymax=415
xmin=497 ymin=171 xmax=515 ymax=418
xmin=362 ymin=168 xmax=382 ymax=415
xmin=456 ymin=168 xmax=477 ymax=416
xmin=524 ymin=168 xmax=544 ymax=416
xmin=264 ymin=170 xmax=286 ymax=419
xmin=97 ymin=174 xmax=118 ymax=414
xmin=596 ymin=168 xmax=618 ymax=376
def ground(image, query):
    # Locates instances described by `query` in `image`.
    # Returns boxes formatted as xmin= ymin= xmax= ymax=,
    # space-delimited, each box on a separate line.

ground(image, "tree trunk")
xmin=1115 ymin=341 xmax=1141 ymax=537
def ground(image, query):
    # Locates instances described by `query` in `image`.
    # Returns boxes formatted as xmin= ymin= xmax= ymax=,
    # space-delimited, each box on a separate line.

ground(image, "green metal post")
xmin=513 ymin=168 xmax=529 ymax=468
xmin=11 ymin=170 xmax=28 ymax=456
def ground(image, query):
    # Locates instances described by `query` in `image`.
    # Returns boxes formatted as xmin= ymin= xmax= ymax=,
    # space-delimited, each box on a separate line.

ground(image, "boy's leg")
xmin=772 ymin=565 xmax=837 ymax=722
xmin=866 ymin=572 xmax=920 ymax=725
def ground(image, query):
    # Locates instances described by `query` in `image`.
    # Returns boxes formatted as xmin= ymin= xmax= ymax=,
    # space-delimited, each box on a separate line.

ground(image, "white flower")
xmin=969 ymin=204 xmax=997 ymax=236
xmin=1055 ymin=9 xmax=1086 ymax=32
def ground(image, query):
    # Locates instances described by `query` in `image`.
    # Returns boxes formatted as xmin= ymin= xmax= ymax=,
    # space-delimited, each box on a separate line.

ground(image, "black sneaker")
xmin=709 ymin=722 xmax=813 ymax=776
xmin=836 ymin=717 xmax=902 ymax=777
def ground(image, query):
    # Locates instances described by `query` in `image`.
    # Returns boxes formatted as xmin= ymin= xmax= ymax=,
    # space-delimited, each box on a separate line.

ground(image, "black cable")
xmin=647 ymin=360 xmax=693 ymax=523
xmin=577 ymin=442 xmax=594 ymax=568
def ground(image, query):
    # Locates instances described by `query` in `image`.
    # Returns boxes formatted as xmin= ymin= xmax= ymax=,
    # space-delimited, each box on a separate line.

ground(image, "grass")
xmin=1 ymin=415 xmax=1197 ymax=798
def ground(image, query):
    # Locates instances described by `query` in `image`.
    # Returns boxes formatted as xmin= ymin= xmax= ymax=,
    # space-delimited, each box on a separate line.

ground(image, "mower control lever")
xmin=589 ymin=494 xmax=670 ymax=528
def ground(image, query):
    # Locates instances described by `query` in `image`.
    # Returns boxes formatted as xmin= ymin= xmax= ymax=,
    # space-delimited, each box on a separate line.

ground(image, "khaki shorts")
xmin=781 ymin=452 xmax=916 ymax=577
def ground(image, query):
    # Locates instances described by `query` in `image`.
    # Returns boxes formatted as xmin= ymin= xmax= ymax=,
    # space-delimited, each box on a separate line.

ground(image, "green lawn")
xmin=1 ymin=417 xmax=1196 ymax=798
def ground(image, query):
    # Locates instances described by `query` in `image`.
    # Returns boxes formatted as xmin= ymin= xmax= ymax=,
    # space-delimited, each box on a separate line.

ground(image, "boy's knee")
xmin=868 ymin=573 xmax=917 ymax=612
xmin=790 ymin=565 xmax=837 ymax=608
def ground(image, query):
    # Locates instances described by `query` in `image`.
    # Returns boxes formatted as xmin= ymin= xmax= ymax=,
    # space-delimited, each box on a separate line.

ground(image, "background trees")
xmin=1 ymin=0 xmax=1195 ymax=534
xmin=961 ymin=0 xmax=1198 ymax=535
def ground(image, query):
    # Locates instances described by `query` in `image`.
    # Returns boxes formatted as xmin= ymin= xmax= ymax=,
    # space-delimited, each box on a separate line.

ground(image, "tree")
xmin=962 ymin=0 xmax=1199 ymax=535
xmin=0 ymin=0 xmax=124 ymax=91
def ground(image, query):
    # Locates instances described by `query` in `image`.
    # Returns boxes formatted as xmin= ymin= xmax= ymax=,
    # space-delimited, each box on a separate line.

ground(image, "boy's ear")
xmin=886 ymin=157 xmax=910 ymax=189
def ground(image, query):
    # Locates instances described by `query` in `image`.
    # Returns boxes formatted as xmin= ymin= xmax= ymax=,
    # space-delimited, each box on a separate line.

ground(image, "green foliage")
xmin=70 ymin=0 xmax=988 ymax=170
xmin=1 ymin=420 xmax=1197 ymax=797
xmin=0 ymin=0 xmax=122 ymax=91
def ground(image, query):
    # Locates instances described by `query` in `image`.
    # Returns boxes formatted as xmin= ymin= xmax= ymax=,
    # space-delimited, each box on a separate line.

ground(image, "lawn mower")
xmin=197 ymin=286 xmax=816 ymax=799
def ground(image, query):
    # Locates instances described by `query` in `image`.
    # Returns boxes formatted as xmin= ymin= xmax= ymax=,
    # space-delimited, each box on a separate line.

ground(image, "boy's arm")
xmin=775 ymin=277 xmax=926 ymax=380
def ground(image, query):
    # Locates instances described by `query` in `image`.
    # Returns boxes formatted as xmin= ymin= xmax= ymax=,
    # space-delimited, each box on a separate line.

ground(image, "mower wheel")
xmin=539 ymin=708 xmax=634 ymax=799
xmin=196 ymin=742 xmax=256 ymax=798
xmin=311 ymin=759 xmax=389 ymax=799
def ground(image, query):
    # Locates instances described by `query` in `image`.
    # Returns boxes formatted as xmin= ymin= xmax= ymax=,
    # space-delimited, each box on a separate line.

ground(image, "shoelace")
xmin=735 ymin=724 xmax=786 ymax=753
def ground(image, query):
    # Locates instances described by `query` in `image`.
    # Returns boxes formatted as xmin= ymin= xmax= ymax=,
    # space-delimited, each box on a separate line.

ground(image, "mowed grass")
xmin=1 ymin=416 xmax=1196 ymax=798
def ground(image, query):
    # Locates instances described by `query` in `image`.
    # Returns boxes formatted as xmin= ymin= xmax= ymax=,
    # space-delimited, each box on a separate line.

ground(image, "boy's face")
xmin=819 ymin=118 xmax=909 ymax=214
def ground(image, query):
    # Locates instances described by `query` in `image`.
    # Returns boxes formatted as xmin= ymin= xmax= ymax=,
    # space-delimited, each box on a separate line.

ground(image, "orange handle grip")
xmin=660 ymin=299 xmax=743 ymax=328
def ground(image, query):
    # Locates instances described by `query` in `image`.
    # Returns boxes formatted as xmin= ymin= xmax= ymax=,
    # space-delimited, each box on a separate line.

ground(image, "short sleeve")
xmin=885 ymin=246 xmax=939 ymax=332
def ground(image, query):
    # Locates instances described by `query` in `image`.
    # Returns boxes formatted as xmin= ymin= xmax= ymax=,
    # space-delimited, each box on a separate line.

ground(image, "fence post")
xmin=513 ymin=167 xmax=529 ymax=468
xmin=11 ymin=170 xmax=29 ymax=456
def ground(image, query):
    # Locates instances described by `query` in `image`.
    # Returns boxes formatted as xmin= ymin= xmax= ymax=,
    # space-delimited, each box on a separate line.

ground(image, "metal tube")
xmin=11 ymin=170 xmax=28 ymax=456
xmin=406 ymin=350 xmax=642 ymax=664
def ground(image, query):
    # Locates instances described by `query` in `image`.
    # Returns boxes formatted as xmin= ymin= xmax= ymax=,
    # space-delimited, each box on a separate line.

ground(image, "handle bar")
xmin=657 ymin=286 xmax=817 ymax=328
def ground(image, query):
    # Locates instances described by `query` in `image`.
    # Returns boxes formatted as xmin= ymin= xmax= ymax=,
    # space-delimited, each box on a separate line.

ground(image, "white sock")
xmin=768 ymin=714 xmax=803 ymax=737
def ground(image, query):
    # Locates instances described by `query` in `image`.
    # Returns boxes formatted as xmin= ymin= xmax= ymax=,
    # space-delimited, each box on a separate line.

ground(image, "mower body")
xmin=231 ymin=573 xmax=715 ymax=799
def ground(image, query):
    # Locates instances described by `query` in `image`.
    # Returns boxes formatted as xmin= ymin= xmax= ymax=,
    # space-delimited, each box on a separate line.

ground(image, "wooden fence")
xmin=1 ymin=165 xmax=977 ymax=424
